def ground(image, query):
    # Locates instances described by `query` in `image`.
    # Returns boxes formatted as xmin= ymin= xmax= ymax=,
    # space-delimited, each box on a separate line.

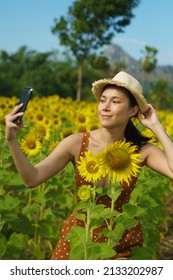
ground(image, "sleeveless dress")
xmin=51 ymin=132 xmax=143 ymax=260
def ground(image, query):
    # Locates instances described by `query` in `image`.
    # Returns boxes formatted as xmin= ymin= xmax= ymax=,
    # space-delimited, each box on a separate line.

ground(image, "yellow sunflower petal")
xmin=98 ymin=140 xmax=142 ymax=185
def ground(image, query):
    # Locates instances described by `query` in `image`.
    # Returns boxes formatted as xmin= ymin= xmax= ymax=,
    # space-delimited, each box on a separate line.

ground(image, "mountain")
xmin=102 ymin=44 xmax=173 ymax=92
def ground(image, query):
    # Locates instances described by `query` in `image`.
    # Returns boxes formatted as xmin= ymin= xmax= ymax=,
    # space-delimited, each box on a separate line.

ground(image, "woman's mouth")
xmin=101 ymin=115 xmax=112 ymax=119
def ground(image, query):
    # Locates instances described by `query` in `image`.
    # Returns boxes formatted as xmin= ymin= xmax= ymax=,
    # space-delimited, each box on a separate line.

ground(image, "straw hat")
xmin=92 ymin=71 xmax=149 ymax=113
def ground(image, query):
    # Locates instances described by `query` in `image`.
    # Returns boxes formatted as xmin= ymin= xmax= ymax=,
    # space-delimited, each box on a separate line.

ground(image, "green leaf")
xmin=0 ymin=194 xmax=21 ymax=212
xmin=107 ymin=184 xmax=121 ymax=201
xmin=0 ymin=233 xmax=7 ymax=256
xmin=131 ymin=246 xmax=156 ymax=260
xmin=66 ymin=226 xmax=86 ymax=248
xmin=74 ymin=213 xmax=86 ymax=222
xmin=90 ymin=217 xmax=104 ymax=229
xmin=123 ymin=204 xmax=145 ymax=217
xmin=73 ymin=201 xmax=87 ymax=211
xmin=115 ymin=214 xmax=138 ymax=230
xmin=38 ymin=220 xmax=54 ymax=238
xmin=95 ymin=186 xmax=104 ymax=195
xmin=28 ymin=240 xmax=45 ymax=260
xmin=103 ymin=223 xmax=125 ymax=245
xmin=9 ymin=213 xmax=33 ymax=234
xmin=69 ymin=243 xmax=85 ymax=260
xmin=8 ymin=233 xmax=26 ymax=250
xmin=140 ymin=195 xmax=159 ymax=208
xmin=87 ymin=243 xmax=115 ymax=260
xmin=66 ymin=226 xmax=87 ymax=260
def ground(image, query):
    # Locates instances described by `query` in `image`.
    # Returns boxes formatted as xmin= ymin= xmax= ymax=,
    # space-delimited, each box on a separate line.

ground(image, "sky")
xmin=0 ymin=0 xmax=172 ymax=66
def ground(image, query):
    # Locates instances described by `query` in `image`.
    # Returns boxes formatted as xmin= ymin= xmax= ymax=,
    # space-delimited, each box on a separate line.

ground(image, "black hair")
xmin=125 ymin=119 xmax=151 ymax=148
xmin=121 ymin=86 xmax=151 ymax=148
xmin=102 ymin=85 xmax=151 ymax=148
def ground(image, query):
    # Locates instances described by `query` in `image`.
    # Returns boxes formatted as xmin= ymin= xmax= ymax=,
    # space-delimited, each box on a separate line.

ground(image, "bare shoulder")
xmin=54 ymin=133 xmax=83 ymax=161
xmin=139 ymin=142 xmax=162 ymax=164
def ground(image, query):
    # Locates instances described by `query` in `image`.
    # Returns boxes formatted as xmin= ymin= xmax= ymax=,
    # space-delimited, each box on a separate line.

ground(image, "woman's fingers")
xmin=5 ymin=111 xmax=24 ymax=125
xmin=5 ymin=103 xmax=24 ymax=125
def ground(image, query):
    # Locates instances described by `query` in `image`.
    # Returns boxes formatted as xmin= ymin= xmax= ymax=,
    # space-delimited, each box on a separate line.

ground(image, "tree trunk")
xmin=76 ymin=64 xmax=83 ymax=101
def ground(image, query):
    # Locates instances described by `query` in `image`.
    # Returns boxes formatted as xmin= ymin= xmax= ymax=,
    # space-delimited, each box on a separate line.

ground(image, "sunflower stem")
xmin=84 ymin=202 xmax=90 ymax=260
xmin=108 ymin=183 xmax=115 ymax=246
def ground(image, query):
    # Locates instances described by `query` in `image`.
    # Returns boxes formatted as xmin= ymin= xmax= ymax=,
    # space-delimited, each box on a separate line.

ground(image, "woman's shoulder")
xmin=61 ymin=132 xmax=84 ymax=146
xmin=139 ymin=142 xmax=159 ymax=163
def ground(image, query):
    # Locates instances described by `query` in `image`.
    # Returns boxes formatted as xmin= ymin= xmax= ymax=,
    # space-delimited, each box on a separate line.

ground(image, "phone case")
xmin=14 ymin=87 xmax=33 ymax=124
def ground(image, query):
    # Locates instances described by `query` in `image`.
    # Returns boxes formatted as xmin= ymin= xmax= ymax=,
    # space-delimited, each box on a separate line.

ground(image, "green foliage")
xmin=52 ymin=0 xmax=140 ymax=62
xmin=0 ymin=118 xmax=171 ymax=259
xmin=149 ymin=79 xmax=173 ymax=110
xmin=52 ymin=0 xmax=140 ymax=99
xmin=64 ymin=170 xmax=171 ymax=260
xmin=0 ymin=127 xmax=76 ymax=259
xmin=130 ymin=166 xmax=171 ymax=259
xmin=141 ymin=45 xmax=158 ymax=73
xmin=0 ymin=47 xmax=77 ymax=99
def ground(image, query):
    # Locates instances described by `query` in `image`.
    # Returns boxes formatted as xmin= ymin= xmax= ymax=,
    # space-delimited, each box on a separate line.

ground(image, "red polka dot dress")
xmin=50 ymin=132 xmax=143 ymax=260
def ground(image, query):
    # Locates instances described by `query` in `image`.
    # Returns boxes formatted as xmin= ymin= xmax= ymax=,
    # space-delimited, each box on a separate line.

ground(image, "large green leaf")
xmin=0 ymin=194 xmax=21 ymax=212
xmin=122 ymin=204 xmax=145 ymax=217
xmin=0 ymin=233 xmax=7 ymax=257
xmin=9 ymin=213 xmax=33 ymax=234
xmin=8 ymin=232 xmax=26 ymax=250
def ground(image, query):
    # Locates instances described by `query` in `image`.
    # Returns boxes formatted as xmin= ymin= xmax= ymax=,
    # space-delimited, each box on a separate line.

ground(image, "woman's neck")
xmin=98 ymin=127 xmax=125 ymax=145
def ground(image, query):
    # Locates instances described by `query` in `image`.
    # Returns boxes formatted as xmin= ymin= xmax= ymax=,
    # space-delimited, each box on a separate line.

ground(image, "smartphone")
xmin=14 ymin=87 xmax=33 ymax=124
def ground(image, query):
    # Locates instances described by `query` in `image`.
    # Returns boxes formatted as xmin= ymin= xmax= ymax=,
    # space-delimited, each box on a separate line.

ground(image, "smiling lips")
xmin=101 ymin=115 xmax=112 ymax=119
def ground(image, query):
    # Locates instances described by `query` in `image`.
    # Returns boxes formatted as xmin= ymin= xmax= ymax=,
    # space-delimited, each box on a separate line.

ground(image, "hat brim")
xmin=92 ymin=79 xmax=149 ymax=113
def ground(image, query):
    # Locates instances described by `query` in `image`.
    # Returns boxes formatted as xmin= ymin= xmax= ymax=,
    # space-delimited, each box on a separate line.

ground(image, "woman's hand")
xmin=137 ymin=104 xmax=160 ymax=130
xmin=5 ymin=104 xmax=25 ymax=142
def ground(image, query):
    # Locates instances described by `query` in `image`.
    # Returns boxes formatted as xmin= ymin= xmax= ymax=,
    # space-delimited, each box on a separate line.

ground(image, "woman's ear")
xmin=129 ymin=105 xmax=139 ymax=118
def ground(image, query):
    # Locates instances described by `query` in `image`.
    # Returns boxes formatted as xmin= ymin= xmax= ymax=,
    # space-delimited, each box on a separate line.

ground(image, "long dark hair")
xmin=122 ymin=87 xmax=151 ymax=148
xmin=125 ymin=119 xmax=150 ymax=148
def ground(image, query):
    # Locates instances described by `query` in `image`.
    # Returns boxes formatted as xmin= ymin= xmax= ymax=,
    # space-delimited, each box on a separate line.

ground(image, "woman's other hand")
xmin=137 ymin=104 xmax=160 ymax=130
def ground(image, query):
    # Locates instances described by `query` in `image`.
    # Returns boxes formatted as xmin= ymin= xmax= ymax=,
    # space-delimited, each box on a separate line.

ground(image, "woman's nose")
xmin=103 ymin=102 xmax=111 ymax=111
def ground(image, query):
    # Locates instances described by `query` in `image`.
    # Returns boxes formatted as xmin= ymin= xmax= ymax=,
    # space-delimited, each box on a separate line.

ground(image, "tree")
xmin=149 ymin=79 xmax=173 ymax=110
xmin=52 ymin=0 xmax=141 ymax=100
xmin=141 ymin=45 xmax=158 ymax=74
xmin=0 ymin=47 xmax=77 ymax=98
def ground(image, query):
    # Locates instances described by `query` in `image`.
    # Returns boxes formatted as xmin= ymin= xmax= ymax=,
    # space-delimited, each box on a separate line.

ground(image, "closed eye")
xmin=100 ymin=99 xmax=106 ymax=103
xmin=112 ymin=100 xmax=121 ymax=104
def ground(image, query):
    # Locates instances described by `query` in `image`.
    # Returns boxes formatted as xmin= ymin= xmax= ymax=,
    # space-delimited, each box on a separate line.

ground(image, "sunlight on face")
xmin=98 ymin=85 xmax=139 ymax=129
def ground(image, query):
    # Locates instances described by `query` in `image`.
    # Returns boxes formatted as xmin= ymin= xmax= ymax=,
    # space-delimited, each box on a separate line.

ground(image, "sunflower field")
xmin=0 ymin=94 xmax=173 ymax=260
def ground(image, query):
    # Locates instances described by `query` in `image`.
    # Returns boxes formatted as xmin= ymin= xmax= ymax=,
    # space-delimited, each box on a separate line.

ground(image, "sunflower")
xmin=20 ymin=133 xmax=42 ymax=156
xmin=77 ymin=185 xmax=92 ymax=201
xmin=48 ymin=140 xmax=59 ymax=152
xmin=99 ymin=140 xmax=142 ymax=185
xmin=60 ymin=127 xmax=74 ymax=140
xmin=141 ymin=129 xmax=158 ymax=144
xmin=77 ymin=150 xmax=104 ymax=183
xmin=33 ymin=125 xmax=51 ymax=142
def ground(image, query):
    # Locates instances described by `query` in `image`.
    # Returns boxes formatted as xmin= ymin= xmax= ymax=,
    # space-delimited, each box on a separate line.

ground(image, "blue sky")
xmin=0 ymin=0 xmax=172 ymax=66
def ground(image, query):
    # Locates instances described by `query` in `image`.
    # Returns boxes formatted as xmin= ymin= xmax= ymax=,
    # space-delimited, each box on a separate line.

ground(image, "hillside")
xmin=103 ymin=44 xmax=173 ymax=93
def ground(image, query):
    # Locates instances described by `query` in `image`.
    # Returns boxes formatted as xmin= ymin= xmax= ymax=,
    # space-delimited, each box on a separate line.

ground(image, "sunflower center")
xmin=86 ymin=160 xmax=99 ymax=174
xmin=78 ymin=114 xmax=86 ymax=123
xmin=27 ymin=139 xmax=36 ymax=149
xmin=105 ymin=148 xmax=130 ymax=171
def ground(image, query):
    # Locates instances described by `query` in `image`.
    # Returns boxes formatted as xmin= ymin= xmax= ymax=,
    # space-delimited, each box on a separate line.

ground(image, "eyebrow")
xmin=101 ymin=94 xmax=122 ymax=100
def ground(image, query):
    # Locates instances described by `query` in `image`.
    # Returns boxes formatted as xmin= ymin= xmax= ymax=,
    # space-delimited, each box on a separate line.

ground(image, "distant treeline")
xmin=0 ymin=46 xmax=105 ymax=100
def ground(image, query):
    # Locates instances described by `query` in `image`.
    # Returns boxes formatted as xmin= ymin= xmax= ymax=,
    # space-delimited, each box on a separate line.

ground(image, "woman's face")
xmin=98 ymin=86 xmax=139 ymax=129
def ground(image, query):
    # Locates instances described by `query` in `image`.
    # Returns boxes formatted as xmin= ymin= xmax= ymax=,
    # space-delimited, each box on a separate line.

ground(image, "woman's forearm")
xmin=7 ymin=139 xmax=38 ymax=188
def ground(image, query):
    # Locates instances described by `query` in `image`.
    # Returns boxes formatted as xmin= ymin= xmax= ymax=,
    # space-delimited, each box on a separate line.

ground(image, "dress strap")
xmin=79 ymin=132 xmax=90 ymax=158
xmin=75 ymin=132 xmax=90 ymax=187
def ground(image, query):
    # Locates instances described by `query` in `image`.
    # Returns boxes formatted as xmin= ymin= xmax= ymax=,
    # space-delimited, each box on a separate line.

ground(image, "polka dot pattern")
xmin=51 ymin=132 xmax=143 ymax=260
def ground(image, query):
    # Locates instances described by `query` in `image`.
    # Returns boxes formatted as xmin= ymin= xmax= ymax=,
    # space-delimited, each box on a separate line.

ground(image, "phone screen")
xmin=14 ymin=87 xmax=33 ymax=124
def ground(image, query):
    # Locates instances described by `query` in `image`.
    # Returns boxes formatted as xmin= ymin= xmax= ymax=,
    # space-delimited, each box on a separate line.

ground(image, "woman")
xmin=5 ymin=71 xmax=173 ymax=259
